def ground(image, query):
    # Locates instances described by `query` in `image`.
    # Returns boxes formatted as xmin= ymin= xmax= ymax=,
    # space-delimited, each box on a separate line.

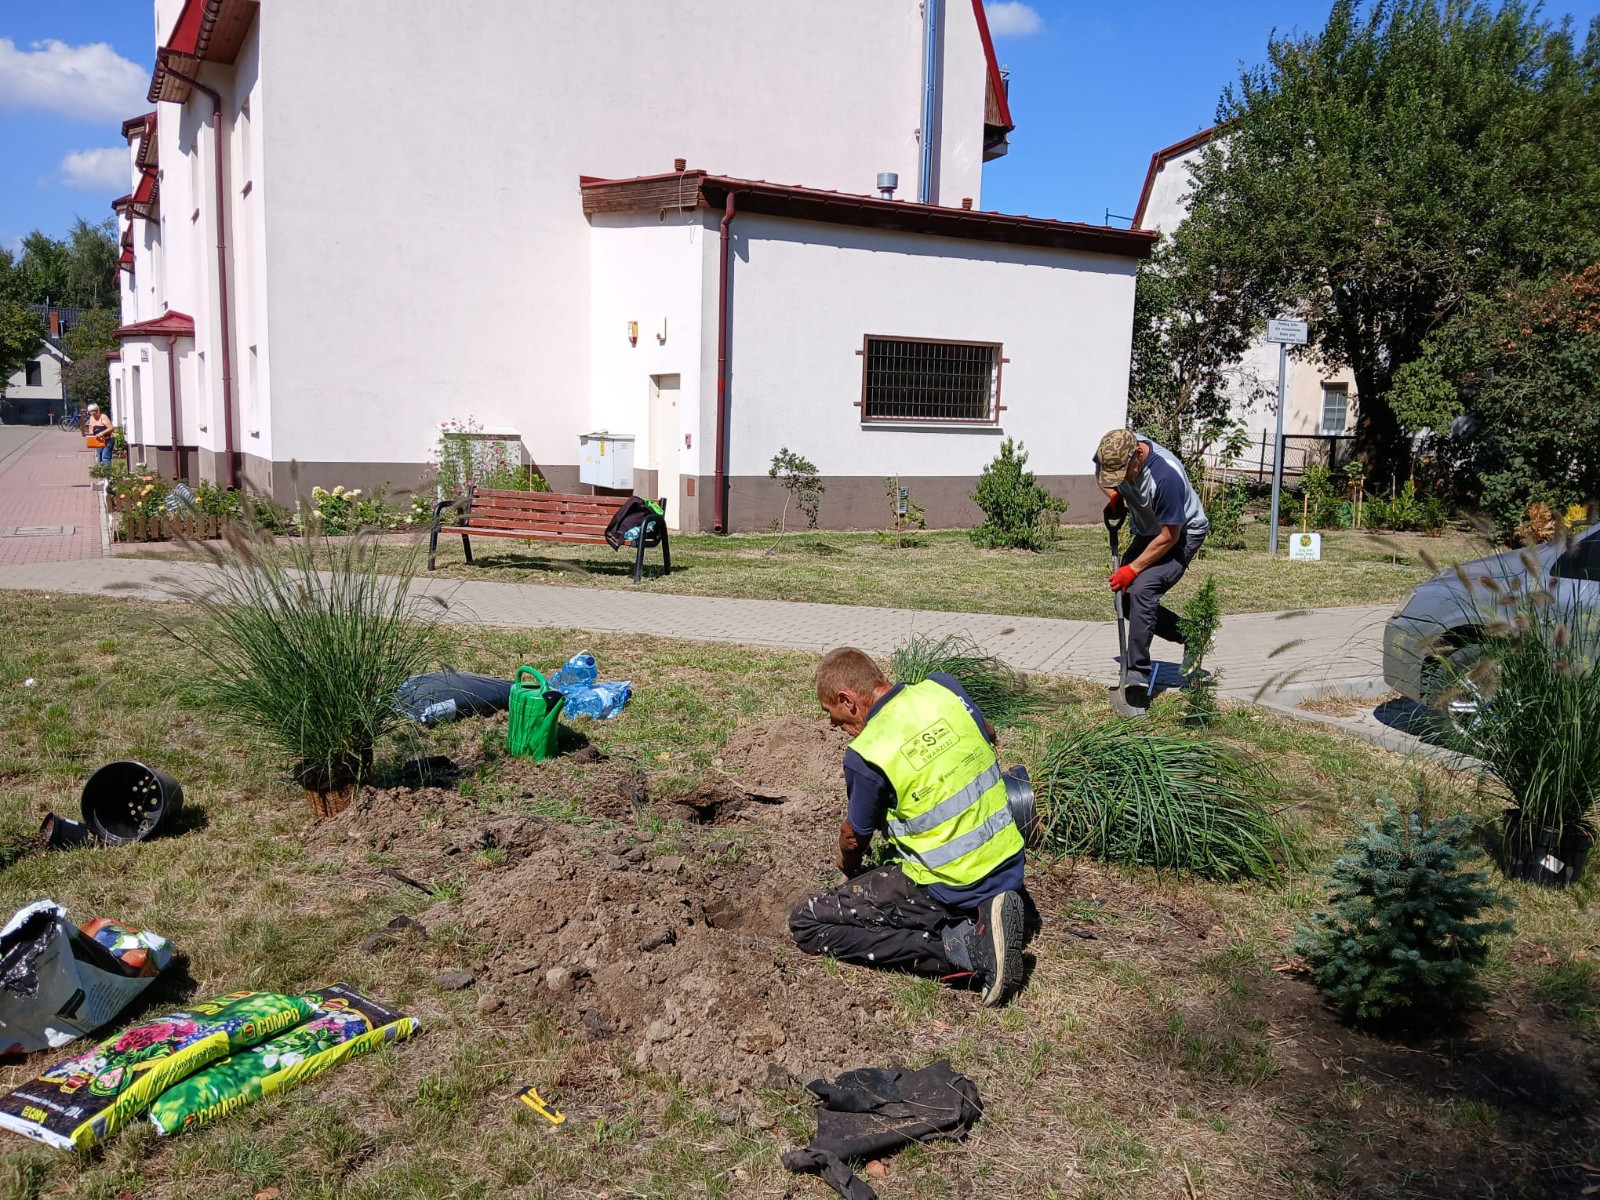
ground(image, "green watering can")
xmin=506 ymin=667 xmax=564 ymax=760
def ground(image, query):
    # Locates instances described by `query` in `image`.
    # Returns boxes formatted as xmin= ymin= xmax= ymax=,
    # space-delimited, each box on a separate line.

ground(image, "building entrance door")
xmin=649 ymin=374 xmax=681 ymax=531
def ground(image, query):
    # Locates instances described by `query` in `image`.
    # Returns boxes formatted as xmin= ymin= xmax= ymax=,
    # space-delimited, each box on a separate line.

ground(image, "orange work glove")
xmin=1108 ymin=564 xmax=1140 ymax=592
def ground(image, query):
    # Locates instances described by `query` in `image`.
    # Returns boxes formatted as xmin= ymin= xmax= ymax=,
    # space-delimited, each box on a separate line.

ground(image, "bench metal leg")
xmin=428 ymin=523 xmax=441 ymax=571
xmin=633 ymin=530 xmax=646 ymax=583
xmin=461 ymin=533 xmax=473 ymax=564
xmin=659 ymin=526 xmax=671 ymax=576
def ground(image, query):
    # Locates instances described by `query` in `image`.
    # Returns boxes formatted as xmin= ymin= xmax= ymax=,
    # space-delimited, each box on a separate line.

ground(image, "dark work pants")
xmin=789 ymin=864 xmax=962 ymax=976
xmin=1119 ymin=529 xmax=1207 ymax=689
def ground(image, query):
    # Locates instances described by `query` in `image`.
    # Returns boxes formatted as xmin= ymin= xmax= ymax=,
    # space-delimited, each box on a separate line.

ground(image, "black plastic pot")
xmin=1003 ymin=765 xmax=1041 ymax=848
xmin=81 ymin=761 xmax=184 ymax=845
xmin=1501 ymin=818 xmax=1593 ymax=888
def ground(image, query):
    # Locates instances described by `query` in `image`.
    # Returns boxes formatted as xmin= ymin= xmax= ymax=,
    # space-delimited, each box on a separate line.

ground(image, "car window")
xmin=1553 ymin=531 xmax=1600 ymax=582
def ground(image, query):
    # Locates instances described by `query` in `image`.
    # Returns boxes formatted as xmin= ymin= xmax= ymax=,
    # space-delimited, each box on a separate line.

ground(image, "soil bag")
xmin=781 ymin=1060 xmax=983 ymax=1200
xmin=0 ymin=990 xmax=313 ymax=1151
xmin=0 ymin=901 xmax=175 ymax=1056
xmin=396 ymin=671 xmax=514 ymax=726
xmin=507 ymin=666 xmax=565 ymax=760
xmin=148 ymin=983 xmax=418 ymax=1136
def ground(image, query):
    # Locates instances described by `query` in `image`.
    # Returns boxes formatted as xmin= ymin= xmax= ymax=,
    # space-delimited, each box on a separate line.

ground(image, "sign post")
xmin=1264 ymin=318 xmax=1309 ymax=556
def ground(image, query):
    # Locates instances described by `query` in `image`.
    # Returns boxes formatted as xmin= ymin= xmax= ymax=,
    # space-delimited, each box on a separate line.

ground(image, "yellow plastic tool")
xmin=517 ymin=1084 xmax=566 ymax=1125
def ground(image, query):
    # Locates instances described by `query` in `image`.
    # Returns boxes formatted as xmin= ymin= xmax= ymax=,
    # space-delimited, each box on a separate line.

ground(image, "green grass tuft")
xmin=890 ymin=632 xmax=1039 ymax=725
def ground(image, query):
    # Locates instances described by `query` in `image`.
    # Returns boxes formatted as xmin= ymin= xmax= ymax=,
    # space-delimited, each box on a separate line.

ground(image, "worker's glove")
xmin=1103 ymin=494 xmax=1125 ymax=520
xmin=1108 ymin=564 xmax=1140 ymax=592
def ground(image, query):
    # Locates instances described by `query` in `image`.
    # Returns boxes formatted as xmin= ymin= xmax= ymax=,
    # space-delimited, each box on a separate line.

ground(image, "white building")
xmin=111 ymin=0 xmax=1154 ymax=530
xmin=1134 ymin=127 xmax=1359 ymax=474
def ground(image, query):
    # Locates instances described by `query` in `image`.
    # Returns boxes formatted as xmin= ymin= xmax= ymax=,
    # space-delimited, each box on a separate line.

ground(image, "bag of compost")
xmin=148 ymin=983 xmax=418 ymax=1136
xmin=0 ymin=990 xmax=312 ymax=1151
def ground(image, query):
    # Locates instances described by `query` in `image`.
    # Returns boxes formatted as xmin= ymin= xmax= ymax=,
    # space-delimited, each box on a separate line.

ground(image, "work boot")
xmin=1109 ymin=684 xmax=1149 ymax=720
xmin=964 ymin=891 xmax=1025 ymax=1007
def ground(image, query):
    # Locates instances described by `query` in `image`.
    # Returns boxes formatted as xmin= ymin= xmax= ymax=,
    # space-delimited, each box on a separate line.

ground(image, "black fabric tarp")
xmin=780 ymin=1060 xmax=982 ymax=1200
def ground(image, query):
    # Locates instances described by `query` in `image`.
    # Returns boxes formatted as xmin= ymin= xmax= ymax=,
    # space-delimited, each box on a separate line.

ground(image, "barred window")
xmin=860 ymin=337 xmax=1002 ymax=424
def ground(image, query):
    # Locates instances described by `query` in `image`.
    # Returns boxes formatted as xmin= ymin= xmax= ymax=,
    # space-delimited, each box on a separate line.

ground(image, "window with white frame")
xmin=1320 ymin=383 xmax=1349 ymax=435
xmin=860 ymin=336 xmax=1003 ymax=424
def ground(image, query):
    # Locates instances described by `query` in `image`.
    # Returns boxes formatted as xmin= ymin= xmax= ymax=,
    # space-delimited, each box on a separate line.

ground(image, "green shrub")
xmin=174 ymin=530 xmax=440 ymax=792
xmin=1179 ymin=578 xmax=1223 ymax=724
xmin=1297 ymin=464 xmax=1349 ymax=530
xmin=970 ymin=439 xmax=1066 ymax=551
xmin=1204 ymin=480 xmax=1251 ymax=550
xmin=890 ymin=633 xmax=1037 ymax=726
xmin=767 ymin=448 xmax=825 ymax=552
xmin=1293 ymin=805 xmax=1511 ymax=1025
xmin=1035 ymin=723 xmax=1289 ymax=880
xmin=432 ymin=418 xmax=546 ymax=498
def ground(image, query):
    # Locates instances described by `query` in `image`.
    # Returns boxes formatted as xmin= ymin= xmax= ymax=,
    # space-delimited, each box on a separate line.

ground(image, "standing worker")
xmin=1094 ymin=429 xmax=1209 ymax=717
xmin=788 ymin=648 xmax=1027 ymax=1007
xmin=85 ymin=405 xmax=114 ymax=466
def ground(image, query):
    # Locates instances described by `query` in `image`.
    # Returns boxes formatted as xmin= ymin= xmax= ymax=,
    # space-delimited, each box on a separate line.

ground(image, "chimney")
xmin=48 ymin=311 xmax=60 ymax=337
xmin=961 ymin=198 xmax=973 ymax=210
xmin=876 ymin=172 xmax=899 ymax=200
xmin=674 ymin=157 xmax=687 ymax=172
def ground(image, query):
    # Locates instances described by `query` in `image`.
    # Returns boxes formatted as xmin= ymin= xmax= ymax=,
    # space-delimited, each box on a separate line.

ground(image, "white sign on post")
xmin=1289 ymin=532 xmax=1323 ymax=561
xmin=1266 ymin=318 xmax=1309 ymax=345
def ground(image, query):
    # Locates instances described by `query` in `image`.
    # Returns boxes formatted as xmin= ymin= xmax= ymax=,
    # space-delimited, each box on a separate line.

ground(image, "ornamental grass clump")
xmin=1293 ymin=804 xmax=1512 ymax=1026
xmin=890 ymin=633 xmax=1038 ymax=726
xmin=1034 ymin=723 xmax=1289 ymax=880
xmin=174 ymin=526 xmax=441 ymax=806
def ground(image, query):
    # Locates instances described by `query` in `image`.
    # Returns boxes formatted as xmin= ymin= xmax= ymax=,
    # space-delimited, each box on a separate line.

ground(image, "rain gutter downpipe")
xmin=919 ymin=0 xmax=940 ymax=204
xmin=159 ymin=61 xmax=237 ymax=489
xmin=713 ymin=191 xmax=736 ymax=534
xmin=166 ymin=334 xmax=181 ymax=479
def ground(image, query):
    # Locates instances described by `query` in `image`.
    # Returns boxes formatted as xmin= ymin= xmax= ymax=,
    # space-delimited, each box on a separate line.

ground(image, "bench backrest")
xmin=465 ymin=488 xmax=624 ymax=540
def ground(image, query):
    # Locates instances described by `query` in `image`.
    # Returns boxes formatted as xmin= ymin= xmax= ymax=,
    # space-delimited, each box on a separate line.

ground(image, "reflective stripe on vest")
xmin=849 ymin=680 xmax=1024 ymax=888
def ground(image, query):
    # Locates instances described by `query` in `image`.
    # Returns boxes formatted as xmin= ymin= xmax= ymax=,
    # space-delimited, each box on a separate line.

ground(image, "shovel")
xmin=1103 ymin=504 xmax=1137 ymax=715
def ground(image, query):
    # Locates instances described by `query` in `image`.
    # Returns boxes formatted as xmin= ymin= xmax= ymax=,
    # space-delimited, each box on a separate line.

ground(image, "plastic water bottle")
xmin=562 ymin=680 xmax=631 ymax=720
xmin=548 ymin=653 xmax=598 ymax=691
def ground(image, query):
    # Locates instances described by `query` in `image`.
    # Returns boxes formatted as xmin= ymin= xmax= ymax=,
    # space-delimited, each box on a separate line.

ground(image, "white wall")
xmin=255 ymin=0 xmax=991 ymax=478
xmin=722 ymin=215 xmax=1136 ymax=479
xmin=5 ymin=348 xmax=64 ymax=399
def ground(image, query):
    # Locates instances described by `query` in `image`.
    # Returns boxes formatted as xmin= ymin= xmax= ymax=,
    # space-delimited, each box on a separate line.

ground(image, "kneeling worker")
xmin=789 ymin=647 xmax=1026 ymax=1006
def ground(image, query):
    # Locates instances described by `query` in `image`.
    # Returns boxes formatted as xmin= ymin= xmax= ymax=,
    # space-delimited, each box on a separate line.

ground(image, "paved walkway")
xmin=0 ymin=554 xmax=1389 ymax=702
xmin=0 ymin=427 xmax=103 ymax=567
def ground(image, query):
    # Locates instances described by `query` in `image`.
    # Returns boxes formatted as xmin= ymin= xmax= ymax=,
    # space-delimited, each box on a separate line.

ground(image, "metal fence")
xmin=1203 ymin=432 xmax=1361 ymax=484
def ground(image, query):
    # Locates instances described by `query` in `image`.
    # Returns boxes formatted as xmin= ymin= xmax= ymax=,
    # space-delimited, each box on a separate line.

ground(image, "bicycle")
xmin=59 ymin=408 xmax=82 ymax=431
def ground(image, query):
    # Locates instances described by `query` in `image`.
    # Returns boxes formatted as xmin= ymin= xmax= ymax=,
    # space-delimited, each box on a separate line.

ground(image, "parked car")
xmin=1383 ymin=525 xmax=1600 ymax=712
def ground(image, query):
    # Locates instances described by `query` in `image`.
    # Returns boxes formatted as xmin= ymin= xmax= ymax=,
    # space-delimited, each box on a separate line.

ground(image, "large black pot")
xmin=81 ymin=761 xmax=184 ymax=845
xmin=1501 ymin=818 xmax=1593 ymax=888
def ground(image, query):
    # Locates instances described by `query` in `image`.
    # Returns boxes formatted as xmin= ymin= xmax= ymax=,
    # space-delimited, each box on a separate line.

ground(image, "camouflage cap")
xmin=1095 ymin=429 xmax=1138 ymax=488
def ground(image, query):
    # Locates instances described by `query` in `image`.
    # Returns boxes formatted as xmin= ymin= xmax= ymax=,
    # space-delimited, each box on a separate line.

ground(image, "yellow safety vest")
xmin=850 ymin=680 xmax=1023 ymax=888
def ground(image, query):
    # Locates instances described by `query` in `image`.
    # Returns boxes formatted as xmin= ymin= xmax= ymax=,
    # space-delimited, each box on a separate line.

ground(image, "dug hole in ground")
xmin=317 ymin=718 xmax=902 ymax=1097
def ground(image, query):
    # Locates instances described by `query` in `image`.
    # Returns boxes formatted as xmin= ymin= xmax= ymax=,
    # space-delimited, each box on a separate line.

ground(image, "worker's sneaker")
xmin=965 ymin=890 xmax=1025 ymax=1007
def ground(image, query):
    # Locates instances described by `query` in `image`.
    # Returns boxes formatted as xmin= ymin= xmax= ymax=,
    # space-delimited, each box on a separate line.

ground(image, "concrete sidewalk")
xmin=0 ymin=554 xmax=1388 ymax=702
xmin=0 ymin=428 xmax=104 ymax=567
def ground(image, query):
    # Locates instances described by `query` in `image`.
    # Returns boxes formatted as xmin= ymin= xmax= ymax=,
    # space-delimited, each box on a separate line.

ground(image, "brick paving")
xmin=0 ymin=428 xmax=104 ymax=568
xmin=0 ymin=552 xmax=1390 ymax=703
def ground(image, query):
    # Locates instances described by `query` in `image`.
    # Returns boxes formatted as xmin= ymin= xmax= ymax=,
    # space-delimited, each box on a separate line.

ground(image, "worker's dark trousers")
xmin=1119 ymin=529 xmax=1208 ymax=690
xmin=789 ymin=864 xmax=962 ymax=976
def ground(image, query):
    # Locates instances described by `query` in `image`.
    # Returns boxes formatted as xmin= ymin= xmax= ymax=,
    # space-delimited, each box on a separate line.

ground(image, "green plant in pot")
xmin=173 ymin=525 xmax=441 ymax=815
xmin=1437 ymin=562 xmax=1600 ymax=887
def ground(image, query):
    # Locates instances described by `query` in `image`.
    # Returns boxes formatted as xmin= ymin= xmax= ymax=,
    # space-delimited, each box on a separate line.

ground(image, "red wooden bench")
xmin=428 ymin=486 xmax=671 ymax=581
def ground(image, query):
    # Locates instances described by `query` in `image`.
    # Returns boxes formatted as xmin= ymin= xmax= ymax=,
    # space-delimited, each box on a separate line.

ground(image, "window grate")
xmin=861 ymin=337 xmax=1001 ymax=423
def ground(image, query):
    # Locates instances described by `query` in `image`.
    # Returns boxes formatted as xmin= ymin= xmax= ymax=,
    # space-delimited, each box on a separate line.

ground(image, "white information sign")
xmin=1266 ymin=318 xmax=1309 ymax=345
xmin=1288 ymin=532 xmax=1322 ymax=561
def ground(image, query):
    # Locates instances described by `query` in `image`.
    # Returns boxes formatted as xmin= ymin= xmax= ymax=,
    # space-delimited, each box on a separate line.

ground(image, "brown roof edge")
xmin=121 ymin=112 xmax=156 ymax=139
xmin=114 ymin=311 xmax=196 ymax=339
xmin=581 ymin=172 xmax=1156 ymax=260
xmin=1132 ymin=122 xmax=1236 ymax=230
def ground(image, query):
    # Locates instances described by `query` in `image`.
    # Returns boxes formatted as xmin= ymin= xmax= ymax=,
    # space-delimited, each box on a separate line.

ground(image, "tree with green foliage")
xmin=60 ymin=307 xmax=119 ymax=412
xmin=766 ymin=447 xmax=824 ymax=551
xmin=1129 ymin=238 xmax=1269 ymax=465
xmin=0 ymin=302 xmax=45 ymax=394
xmin=0 ymin=218 xmax=121 ymax=308
xmin=1182 ymin=1 xmax=1600 ymax=479
xmin=1178 ymin=578 xmax=1223 ymax=724
xmin=970 ymin=438 xmax=1065 ymax=551
xmin=1293 ymin=804 xmax=1512 ymax=1025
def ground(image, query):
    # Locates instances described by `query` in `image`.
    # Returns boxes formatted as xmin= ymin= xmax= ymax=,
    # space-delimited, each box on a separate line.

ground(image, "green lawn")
xmin=0 ymin=589 xmax=1592 ymax=1198
xmin=404 ymin=522 xmax=1494 ymax=620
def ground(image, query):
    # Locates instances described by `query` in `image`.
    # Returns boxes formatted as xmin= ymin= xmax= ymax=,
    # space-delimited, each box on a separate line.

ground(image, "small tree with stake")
xmin=1293 ymin=803 xmax=1512 ymax=1027
xmin=766 ymin=447 xmax=824 ymax=554
xmin=1178 ymin=578 xmax=1222 ymax=725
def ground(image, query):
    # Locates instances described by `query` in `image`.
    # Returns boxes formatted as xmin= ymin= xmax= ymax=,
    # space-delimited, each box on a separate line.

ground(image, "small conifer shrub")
xmin=970 ymin=439 xmax=1066 ymax=551
xmin=1293 ymin=805 xmax=1512 ymax=1025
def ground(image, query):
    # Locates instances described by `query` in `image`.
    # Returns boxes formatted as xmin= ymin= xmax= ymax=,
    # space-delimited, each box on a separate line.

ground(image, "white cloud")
xmin=0 ymin=38 xmax=148 ymax=122
xmin=985 ymin=2 xmax=1043 ymax=37
xmin=59 ymin=147 xmax=128 ymax=192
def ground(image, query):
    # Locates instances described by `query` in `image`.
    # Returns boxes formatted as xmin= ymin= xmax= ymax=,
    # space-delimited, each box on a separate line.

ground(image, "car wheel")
xmin=1422 ymin=643 xmax=1492 ymax=723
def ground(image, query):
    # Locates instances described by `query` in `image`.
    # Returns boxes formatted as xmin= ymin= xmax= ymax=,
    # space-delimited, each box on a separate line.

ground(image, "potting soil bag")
xmin=0 ymin=990 xmax=312 ymax=1151
xmin=396 ymin=671 xmax=514 ymax=726
xmin=0 ymin=901 xmax=175 ymax=1056
xmin=148 ymin=983 xmax=418 ymax=1136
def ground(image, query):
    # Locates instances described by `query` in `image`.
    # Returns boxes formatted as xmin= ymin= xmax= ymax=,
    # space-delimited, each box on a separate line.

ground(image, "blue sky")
xmin=2 ymin=1 xmax=1597 ymax=252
